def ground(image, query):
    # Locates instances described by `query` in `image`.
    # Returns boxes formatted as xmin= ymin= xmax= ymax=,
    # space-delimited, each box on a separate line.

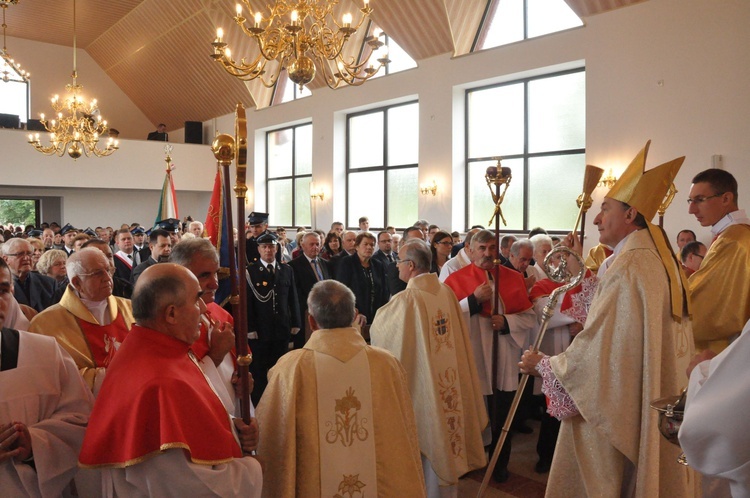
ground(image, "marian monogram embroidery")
xmin=438 ymin=367 xmax=463 ymax=457
xmin=325 ymin=387 xmax=369 ymax=447
xmin=432 ymin=309 xmax=453 ymax=352
xmin=334 ymin=474 xmax=366 ymax=498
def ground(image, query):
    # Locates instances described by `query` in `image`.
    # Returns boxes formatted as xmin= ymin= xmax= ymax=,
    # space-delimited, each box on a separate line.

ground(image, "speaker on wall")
xmin=184 ymin=121 xmax=203 ymax=144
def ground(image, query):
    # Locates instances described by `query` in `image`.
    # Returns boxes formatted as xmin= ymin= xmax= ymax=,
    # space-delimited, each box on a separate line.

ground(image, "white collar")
xmin=712 ymin=209 xmax=750 ymax=236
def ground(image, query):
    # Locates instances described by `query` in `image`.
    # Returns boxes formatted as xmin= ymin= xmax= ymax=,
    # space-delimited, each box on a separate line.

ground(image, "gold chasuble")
xmin=256 ymin=327 xmax=426 ymax=498
xmin=370 ymin=273 xmax=488 ymax=487
xmin=689 ymin=223 xmax=750 ymax=353
xmin=548 ymin=229 xmax=694 ymax=497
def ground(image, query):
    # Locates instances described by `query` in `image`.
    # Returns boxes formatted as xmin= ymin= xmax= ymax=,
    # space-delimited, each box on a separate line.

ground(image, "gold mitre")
xmin=606 ymin=140 xmax=685 ymax=220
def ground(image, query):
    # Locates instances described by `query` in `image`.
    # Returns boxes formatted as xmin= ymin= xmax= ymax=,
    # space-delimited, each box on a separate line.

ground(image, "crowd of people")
xmin=1 ymin=159 xmax=748 ymax=497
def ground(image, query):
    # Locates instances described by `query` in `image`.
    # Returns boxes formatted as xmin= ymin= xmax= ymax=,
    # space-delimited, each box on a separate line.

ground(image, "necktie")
xmin=127 ymin=254 xmax=133 ymax=260
xmin=312 ymin=259 xmax=323 ymax=281
xmin=267 ymin=263 xmax=275 ymax=276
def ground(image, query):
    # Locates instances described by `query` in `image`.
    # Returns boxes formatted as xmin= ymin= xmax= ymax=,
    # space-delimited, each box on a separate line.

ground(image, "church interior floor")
xmin=458 ymin=420 xmax=549 ymax=498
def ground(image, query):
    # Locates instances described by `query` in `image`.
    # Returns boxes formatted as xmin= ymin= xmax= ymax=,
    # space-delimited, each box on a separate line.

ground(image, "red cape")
xmin=445 ymin=263 xmax=532 ymax=316
xmin=192 ymin=302 xmax=235 ymax=360
xmin=79 ymin=325 xmax=241 ymax=468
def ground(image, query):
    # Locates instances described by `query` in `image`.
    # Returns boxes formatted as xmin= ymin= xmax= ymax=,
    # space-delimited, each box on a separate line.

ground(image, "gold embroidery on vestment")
xmin=325 ymin=387 xmax=369 ymax=447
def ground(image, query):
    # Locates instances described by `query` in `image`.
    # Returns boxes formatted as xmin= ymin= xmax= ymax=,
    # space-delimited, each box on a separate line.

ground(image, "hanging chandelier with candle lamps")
xmin=27 ymin=0 xmax=117 ymax=159
xmin=211 ymin=0 xmax=390 ymax=91
xmin=1 ymin=0 xmax=29 ymax=83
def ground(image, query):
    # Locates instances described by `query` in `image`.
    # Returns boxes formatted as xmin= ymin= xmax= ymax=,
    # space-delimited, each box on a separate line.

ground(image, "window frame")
xmin=345 ymin=100 xmax=419 ymax=230
xmin=265 ymin=122 xmax=313 ymax=227
xmin=464 ymin=66 xmax=586 ymax=233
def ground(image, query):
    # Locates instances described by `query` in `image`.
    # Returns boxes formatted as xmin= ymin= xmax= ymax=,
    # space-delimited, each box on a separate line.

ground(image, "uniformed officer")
xmin=155 ymin=218 xmax=182 ymax=246
xmin=245 ymin=212 xmax=281 ymax=264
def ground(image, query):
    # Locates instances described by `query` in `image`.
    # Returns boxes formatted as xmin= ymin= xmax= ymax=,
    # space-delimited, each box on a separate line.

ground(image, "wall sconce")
xmin=310 ymin=188 xmax=325 ymax=202
xmin=420 ymin=179 xmax=438 ymax=196
xmin=597 ymin=169 xmax=618 ymax=189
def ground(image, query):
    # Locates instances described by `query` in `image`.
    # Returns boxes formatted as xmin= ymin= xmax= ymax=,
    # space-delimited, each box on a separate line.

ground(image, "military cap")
xmin=60 ymin=223 xmax=77 ymax=235
xmin=256 ymin=232 xmax=278 ymax=245
xmin=155 ymin=218 xmax=181 ymax=233
xmin=247 ymin=212 xmax=269 ymax=225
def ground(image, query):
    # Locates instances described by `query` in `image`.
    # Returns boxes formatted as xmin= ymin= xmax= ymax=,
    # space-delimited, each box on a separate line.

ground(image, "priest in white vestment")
xmin=0 ymin=258 xmax=94 ymax=498
xmin=371 ymin=239 xmax=488 ymax=497
xmin=679 ymin=318 xmax=750 ymax=497
xmin=257 ymin=280 xmax=426 ymax=498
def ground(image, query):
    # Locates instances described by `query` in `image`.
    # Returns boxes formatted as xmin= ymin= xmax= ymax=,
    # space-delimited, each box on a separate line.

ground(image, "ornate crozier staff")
xmin=574 ymin=165 xmax=604 ymax=245
xmin=210 ymin=104 xmax=252 ymax=423
xmin=658 ymin=182 xmax=677 ymax=228
xmin=477 ymin=251 xmax=586 ymax=498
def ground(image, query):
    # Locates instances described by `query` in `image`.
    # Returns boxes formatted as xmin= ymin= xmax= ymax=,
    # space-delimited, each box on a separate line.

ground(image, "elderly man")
xmin=329 ymin=229 xmax=358 ymax=275
xmin=188 ymin=220 xmax=204 ymax=238
xmin=0 ymin=257 xmax=94 ymax=497
xmin=504 ymin=239 xmax=536 ymax=290
xmin=170 ymin=238 xmax=238 ymax=414
xmin=78 ymin=264 xmax=262 ymax=497
xmin=3 ymin=238 xmax=59 ymax=312
xmin=288 ymin=231 xmax=331 ymax=349
xmin=246 ymin=232 xmax=300 ymax=405
xmin=29 ymin=248 xmax=135 ymax=394
xmin=81 ymin=239 xmax=133 ymax=299
xmin=371 ymin=240 xmax=488 ymax=497
xmin=388 ymin=226 xmax=425 ymax=295
xmin=257 ymin=280 xmax=425 ymax=498
xmin=439 ymin=228 xmax=481 ymax=282
xmin=130 ymin=228 xmax=173 ymax=285
xmin=687 ymin=169 xmax=750 ymax=353
xmin=519 ymin=142 xmax=693 ymax=496
xmin=444 ymin=229 xmax=536 ymax=482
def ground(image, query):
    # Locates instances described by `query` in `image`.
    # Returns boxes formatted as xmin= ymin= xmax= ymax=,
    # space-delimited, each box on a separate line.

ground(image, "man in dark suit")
xmin=130 ymin=229 xmax=173 ymax=285
xmin=372 ymin=230 xmax=396 ymax=267
xmin=112 ymin=228 xmax=137 ymax=282
xmin=3 ymin=238 xmax=59 ymax=312
xmin=60 ymin=223 xmax=77 ymax=257
xmin=288 ymin=231 xmax=331 ymax=349
xmin=387 ymin=226 xmax=424 ymax=296
xmin=146 ymin=123 xmax=168 ymax=141
xmin=246 ymin=232 xmax=301 ymax=405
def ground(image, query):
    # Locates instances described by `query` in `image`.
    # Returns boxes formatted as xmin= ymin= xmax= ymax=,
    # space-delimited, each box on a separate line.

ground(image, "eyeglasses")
xmin=6 ymin=251 xmax=33 ymax=258
xmin=686 ymin=193 xmax=724 ymax=205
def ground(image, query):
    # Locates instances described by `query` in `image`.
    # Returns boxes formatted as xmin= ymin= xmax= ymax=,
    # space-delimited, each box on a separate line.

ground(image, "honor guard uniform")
xmin=155 ymin=218 xmax=182 ymax=246
xmin=245 ymin=232 xmax=301 ymax=405
xmin=245 ymin=211 xmax=282 ymax=264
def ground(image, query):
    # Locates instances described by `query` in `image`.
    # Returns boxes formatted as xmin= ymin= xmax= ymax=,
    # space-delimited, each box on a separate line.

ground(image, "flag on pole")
xmin=155 ymin=146 xmax=179 ymax=225
xmin=205 ymin=166 xmax=233 ymax=306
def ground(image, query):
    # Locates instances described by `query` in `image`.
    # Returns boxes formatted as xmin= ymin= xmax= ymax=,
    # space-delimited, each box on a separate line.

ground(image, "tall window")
xmin=365 ymin=23 xmax=417 ymax=80
xmin=474 ymin=0 xmax=583 ymax=51
xmin=346 ymin=101 xmax=418 ymax=229
xmin=266 ymin=123 xmax=312 ymax=227
xmin=0 ymin=198 xmax=39 ymax=227
xmin=0 ymin=80 xmax=29 ymax=126
xmin=466 ymin=68 xmax=585 ymax=232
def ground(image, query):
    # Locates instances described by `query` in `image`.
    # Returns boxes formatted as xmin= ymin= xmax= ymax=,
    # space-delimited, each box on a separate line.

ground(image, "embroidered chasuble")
xmin=689 ymin=224 xmax=750 ymax=353
xmin=370 ymin=273 xmax=488 ymax=486
xmin=257 ymin=327 xmax=426 ymax=498
xmin=29 ymin=285 xmax=134 ymax=393
xmin=547 ymin=229 xmax=696 ymax=497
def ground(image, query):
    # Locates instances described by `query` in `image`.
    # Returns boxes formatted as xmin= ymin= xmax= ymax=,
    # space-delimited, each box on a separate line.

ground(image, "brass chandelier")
xmin=211 ymin=0 xmax=390 ymax=91
xmin=27 ymin=0 xmax=117 ymax=159
xmin=1 ymin=0 xmax=29 ymax=83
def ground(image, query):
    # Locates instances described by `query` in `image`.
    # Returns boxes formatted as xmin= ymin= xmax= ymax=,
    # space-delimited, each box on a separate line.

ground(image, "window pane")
xmin=294 ymin=177 xmax=312 ymax=227
xmin=268 ymin=129 xmax=293 ymax=177
xmin=387 ymin=168 xmax=418 ymax=228
xmin=349 ymin=112 xmax=384 ymax=169
xmin=528 ymin=71 xmax=585 ymax=153
xmin=0 ymin=81 xmax=28 ymax=124
xmin=387 ymin=36 xmax=417 ymax=74
xmin=387 ymin=103 xmax=418 ymax=166
xmin=468 ymin=158 xmax=524 ymax=231
xmin=478 ymin=0 xmax=524 ymax=50
xmin=527 ymin=154 xmax=584 ymax=230
xmin=468 ymin=84 xmax=525 ymax=158
xmin=348 ymin=171 xmax=384 ymax=228
xmin=527 ymin=0 xmax=583 ymax=39
xmin=268 ymin=179 xmax=293 ymax=226
xmin=295 ymin=124 xmax=312 ymax=175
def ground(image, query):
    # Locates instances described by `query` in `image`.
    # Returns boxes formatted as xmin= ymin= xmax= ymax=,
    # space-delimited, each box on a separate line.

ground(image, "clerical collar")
xmin=712 ymin=209 xmax=750 ymax=237
xmin=598 ymin=231 xmax=633 ymax=276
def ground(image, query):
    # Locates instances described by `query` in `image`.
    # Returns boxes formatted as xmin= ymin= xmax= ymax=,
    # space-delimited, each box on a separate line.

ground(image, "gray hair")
xmin=169 ymin=238 xmax=218 ymax=267
xmin=529 ymin=234 xmax=553 ymax=252
xmin=402 ymin=239 xmax=431 ymax=272
xmin=301 ymin=231 xmax=321 ymax=244
xmin=307 ymin=280 xmax=356 ymax=329
xmin=510 ymin=239 xmax=534 ymax=257
xmin=189 ymin=221 xmax=204 ymax=231
xmin=1 ymin=238 xmax=31 ymax=256
xmin=36 ymin=249 xmax=67 ymax=275
xmin=471 ymin=229 xmax=495 ymax=247
xmin=67 ymin=248 xmax=108 ymax=282
xmin=500 ymin=234 xmax=517 ymax=250
xmin=132 ymin=270 xmax=185 ymax=324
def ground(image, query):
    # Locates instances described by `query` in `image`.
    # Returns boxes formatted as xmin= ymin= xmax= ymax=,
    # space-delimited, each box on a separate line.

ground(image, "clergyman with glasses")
xmin=29 ymin=248 xmax=135 ymax=396
xmin=687 ymin=168 xmax=750 ymax=354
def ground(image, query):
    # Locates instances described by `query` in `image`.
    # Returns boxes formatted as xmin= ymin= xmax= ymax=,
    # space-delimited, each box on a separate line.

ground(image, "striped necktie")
xmin=312 ymin=259 xmax=324 ymax=281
